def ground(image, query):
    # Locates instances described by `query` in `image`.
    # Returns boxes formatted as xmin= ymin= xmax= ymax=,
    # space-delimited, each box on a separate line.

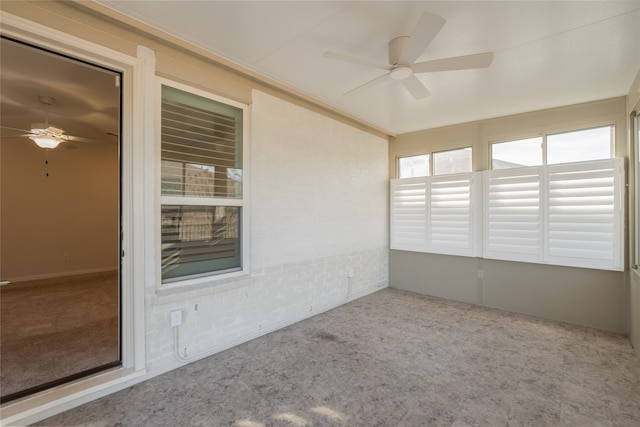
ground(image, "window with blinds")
xmin=160 ymin=84 xmax=245 ymax=282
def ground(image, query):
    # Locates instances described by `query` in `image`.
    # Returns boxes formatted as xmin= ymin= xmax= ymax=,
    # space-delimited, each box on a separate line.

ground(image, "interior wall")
xmin=389 ymin=97 xmax=629 ymax=333
xmin=0 ymin=138 xmax=119 ymax=281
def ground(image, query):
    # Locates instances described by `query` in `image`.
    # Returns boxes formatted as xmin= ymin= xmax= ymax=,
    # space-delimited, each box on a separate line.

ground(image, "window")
xmin=398 ymin=154 xmax=429 ymax=178
xmin=491 ymin=137 xmax=543 ymax=169
xmin=160 ymin=83 xmax=246 ymax=282
xmin=433 ymin=147 xmax=472 ymax=175
xmin=491 ymin=126 xmax=613 ymax=169
xmin=398 ymin=147 xmax=472 ymax=178
xmin=547 ymin=126 xmax=612 ymax=164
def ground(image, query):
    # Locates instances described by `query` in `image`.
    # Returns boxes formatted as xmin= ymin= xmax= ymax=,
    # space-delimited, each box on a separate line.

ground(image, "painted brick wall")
xmin=146 ymin=90 xmax=389 ymax=371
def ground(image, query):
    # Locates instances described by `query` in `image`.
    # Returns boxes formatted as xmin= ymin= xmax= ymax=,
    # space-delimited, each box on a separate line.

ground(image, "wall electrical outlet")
xmin=170 ymin=309 xmax=182 ymax=327
xmin=477 ymin=270 xmax=484 ymax=279
xmin=347 ymin=268 xmax=355 ymax=278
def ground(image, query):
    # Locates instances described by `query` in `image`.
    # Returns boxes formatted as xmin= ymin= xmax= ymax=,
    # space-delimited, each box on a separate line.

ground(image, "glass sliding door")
xmin=0 ymin=37 xmax=121 ymax=402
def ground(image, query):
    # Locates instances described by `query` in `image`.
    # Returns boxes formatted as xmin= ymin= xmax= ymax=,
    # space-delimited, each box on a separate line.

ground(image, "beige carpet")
xmin=37 ymin=288 xmax=640 ymax=426
xmin=0 ymin=272 xmax=119 ymax=402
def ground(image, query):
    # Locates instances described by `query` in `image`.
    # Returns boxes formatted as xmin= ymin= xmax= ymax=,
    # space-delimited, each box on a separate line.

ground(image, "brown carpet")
xmin=35 ymin=288 xmax=640 ymax=426
xmin=0 ymin=271 xmax=119 ymax=401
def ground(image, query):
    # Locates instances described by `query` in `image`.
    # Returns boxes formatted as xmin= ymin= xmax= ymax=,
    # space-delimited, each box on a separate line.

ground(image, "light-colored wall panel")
xmin=390 ymin=251 xmax=626 ymax=333
xmin=389 ymin=251 xmax=479 ymax=304
xmin=1 ymin=137 xmax=119 ymax=280
xmin=482 ymin=259 xmax=625 ymax=333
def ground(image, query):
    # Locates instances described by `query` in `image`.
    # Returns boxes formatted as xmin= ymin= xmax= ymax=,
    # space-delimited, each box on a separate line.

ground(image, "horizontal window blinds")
xmin=390 ymin=158 xmax=624 ymax=271
xmin=161 ymin=86 xmax=243 ymax=199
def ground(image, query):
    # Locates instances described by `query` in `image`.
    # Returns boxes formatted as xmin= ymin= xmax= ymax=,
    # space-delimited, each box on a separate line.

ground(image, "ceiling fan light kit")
xmin=29 ymin=135 xmax=63 ymax=149
xmin=325 ymin=11 xmax=494 ymax=100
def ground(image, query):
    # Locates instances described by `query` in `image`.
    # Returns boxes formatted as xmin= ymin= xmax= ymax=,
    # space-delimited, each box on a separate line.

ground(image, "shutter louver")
xmin=390 ymin=178 xmax=427 ymax=251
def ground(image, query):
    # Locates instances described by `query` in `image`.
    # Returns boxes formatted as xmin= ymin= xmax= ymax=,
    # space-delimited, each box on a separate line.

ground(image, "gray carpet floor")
xmin=1 ymin=272 xmax=119 ymax=401
xmin=36 ymin=288 xmax=640 ymax=426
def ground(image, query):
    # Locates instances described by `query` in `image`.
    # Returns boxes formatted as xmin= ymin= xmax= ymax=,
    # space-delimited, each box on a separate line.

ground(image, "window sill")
xmin=156 ymin=270 xmax=252 ymax=297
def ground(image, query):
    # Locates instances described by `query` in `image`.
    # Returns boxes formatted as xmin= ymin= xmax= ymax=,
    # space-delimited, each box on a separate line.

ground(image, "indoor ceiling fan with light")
xmin=0 ymin=95 xmax=108 ymax=149
xmin=324 ymin=12 xmax=494 ymax=99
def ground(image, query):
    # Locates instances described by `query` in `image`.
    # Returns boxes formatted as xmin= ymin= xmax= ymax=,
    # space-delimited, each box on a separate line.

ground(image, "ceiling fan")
xmin=1 ymin=95 xmax=108 ymax=149
xmin=324 ymin=12 xmax=494 ymax=99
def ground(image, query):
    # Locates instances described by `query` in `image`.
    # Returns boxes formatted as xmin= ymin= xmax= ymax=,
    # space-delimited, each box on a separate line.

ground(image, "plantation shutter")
xmin=390 ymin=178 xmax=428 ymax=251
xmin=160 ymin=85 xmax=243 ymax=282
xmin=545 ymin=159 xmax=623 ymax=270
xmin=484 ymin=167 xmax=542 ymax=263
xmin=429 ymin=173 xmax=476 ymax=256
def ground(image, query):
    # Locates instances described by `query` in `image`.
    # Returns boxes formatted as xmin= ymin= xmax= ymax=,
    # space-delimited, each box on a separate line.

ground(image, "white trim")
xmin=0 ymin=12 xmax=149 ymax=425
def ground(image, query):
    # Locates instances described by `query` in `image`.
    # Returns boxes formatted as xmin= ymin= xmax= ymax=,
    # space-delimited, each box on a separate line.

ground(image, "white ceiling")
xmin=100 ymin=0 xmax=640 ymax=135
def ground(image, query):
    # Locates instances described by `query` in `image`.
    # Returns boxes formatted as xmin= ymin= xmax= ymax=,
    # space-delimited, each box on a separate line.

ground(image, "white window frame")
xmin=397 ymin=146 xmax=473 ymax=178
xmin=156 ymin=78 xmax=250 ymax=288
xmin=490 ymin=125 xmax=615 ymax=170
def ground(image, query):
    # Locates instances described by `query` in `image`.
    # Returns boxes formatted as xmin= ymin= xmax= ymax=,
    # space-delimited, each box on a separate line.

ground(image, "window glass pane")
xmin=434 ymin=147 xmax=472 ymax=175
xmin=491 ymin=137 xmax=543 ymax=169
xmin=161 ymin=205 xmax=241 ymax=281
xmin=547 ymin=126 xmax=612 ymax=165
xmin=399 ymin=154 xmax=429 ymax=178
xmin=161 ymin=85 xmax=243 ymax=199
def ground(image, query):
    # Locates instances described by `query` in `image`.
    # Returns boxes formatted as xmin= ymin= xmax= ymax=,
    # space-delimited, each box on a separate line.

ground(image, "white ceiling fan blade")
xmin=65 ymin=134 xmax=109 ymax=144
xmin=412 ymin=52 xmax=494 ymax=73
xmin=401 ymin=74 xmax=430 ymax=100
xmin=344 ymin=72 xmax=392 ymax=96
xmin=1 ymin=125 xmax=31 ymax=134
xmin=323 ymin=51 xmax=389 ymax=70
xmin=398 ymin=12 xmax=446 ymax=65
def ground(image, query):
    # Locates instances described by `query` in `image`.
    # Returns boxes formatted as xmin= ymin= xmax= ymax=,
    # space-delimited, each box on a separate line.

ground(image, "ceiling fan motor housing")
xmin=389 ymin=36 xmax=409 ymax=66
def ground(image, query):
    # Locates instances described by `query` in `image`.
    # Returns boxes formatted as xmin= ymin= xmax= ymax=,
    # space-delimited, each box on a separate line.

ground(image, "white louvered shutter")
xmin=390 ymin=178 xmax=427 ymax=252
xmin=545 ymin=158 xmax=623 ymax=270
xmin=429 ymin=173 xmax=475 ymax=256
xmin=484 ymin=167 xmax=542 ymax=263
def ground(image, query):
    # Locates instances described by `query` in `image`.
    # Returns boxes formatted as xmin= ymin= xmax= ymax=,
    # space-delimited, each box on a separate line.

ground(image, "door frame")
xmin=1 ymin=12 xmax=151 ymax=425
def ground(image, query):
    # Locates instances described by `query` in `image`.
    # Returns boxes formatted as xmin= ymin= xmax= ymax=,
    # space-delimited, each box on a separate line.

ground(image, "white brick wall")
xmin=145 ymin=90 xmax=389 ymax=372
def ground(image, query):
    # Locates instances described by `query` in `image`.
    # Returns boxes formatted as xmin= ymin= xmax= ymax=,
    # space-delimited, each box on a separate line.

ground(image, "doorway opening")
xmin=0 ymin=36 xmax=122 ymax=403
